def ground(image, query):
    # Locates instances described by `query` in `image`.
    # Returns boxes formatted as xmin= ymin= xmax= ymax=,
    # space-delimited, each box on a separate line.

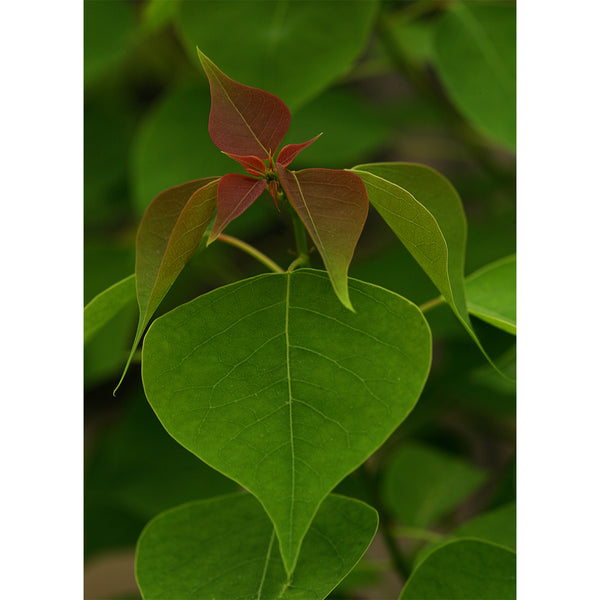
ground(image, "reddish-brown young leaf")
xmin=276 ymin=133 xmax=323 ymax=167
xmin=197 ymin=49 xmax=291 ymax=159
xmin=224 ymin=152 xmax=267 ymax=176
xmin=115 ymin=177 xmax=219 ymax=393
xmin=276 ymin=166 xmax=369 ymax=310
xmin=208 ymin=174 xmax=267 ymax=244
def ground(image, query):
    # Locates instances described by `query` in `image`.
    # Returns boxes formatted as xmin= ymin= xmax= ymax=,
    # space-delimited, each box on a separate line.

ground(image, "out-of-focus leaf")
xmin=142 ymin=269 xmax=431 ymax=574
xmin=85 ymin=388 xmax=237 ymax=558
xmin=466 ymin=254 xmax=516 ymax=334
xmin=414 ymin=502 xmax=516 ymax=566
xmin=208 ymin=174 xmax=267 ymax=243
xmin=283 ymin=89 xmax=390 ymax=168
xmin=136 ymin=493 xmax=378 ymax=600
xmin=85 ymin=275 xmax=136 ymax=345
xmin=84 ymin=92 xmax=136 ymax=227
xmin=116 ymin=179 xmax=218 ymax=392
xmin=131 ymin=82 xmax=234 ymax=217
xmin=400 ymin=539 xmax=516 ymax=599
xmin=277 ymin=168 xmax=369 ymax=310
xmin=84 ymin=0 xmax=137 ymax=84
xmin=382 ymin=443 xmax=487 ymax=528
xmin=197 ymin=49 xmax=291 ymax=159
xmin=433 ymin=1 xmax=516 ymax=150
xmin=176 ymin=0 xmax=379 ymax=111
xmin=142 ymin=0 xmax=180 ymax=32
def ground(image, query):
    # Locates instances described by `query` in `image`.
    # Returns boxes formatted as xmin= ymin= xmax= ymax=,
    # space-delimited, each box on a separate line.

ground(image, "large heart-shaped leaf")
xmin=84 ymin=274 xmax=135 ymax=345
xmin=400 ymin=539 xmax=516 ymax=599
xmin=116 ymin=178 xmax=219 ymax=392
xmin=466 ymin=254 xmax=516 ymax=334
xmin=433 ymin=1 xmax=516 ymax=151
xmin=135 ymin=493 xmax=378 ymax=600
xmin=352 ymin=163 xmax=495 ymax=366
xmin=142 ymin=269 xmax=431 ymax=573
xmin=277 ymin=168 xmax=369 ymax=311
xmin=197 ymin=49 xmax=291 ymax=159
xmin=382 ymin=443 xmax=487 ymax=529
xmin=176 ymin=1 xmax=379 ymax=111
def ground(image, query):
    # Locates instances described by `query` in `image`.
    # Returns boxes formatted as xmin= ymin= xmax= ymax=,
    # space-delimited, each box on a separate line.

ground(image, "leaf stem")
xmin=419 ymin=296 xmax=444 ymax=313
xmin=290 ymin=208 xmax=311 ymax=267
xmin=394 ymin=526 xmax=445 ymax=543
xmin=217 ymin=234 xmax=285 ymax=274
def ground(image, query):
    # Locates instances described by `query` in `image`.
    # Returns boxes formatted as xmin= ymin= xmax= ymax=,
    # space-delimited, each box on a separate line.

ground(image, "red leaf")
xmin=197 ymin=49 xmax=291 ymax=159
xmin=276 ymin=166 xmax=369 ymax=310
xmin=276 ymin=133 xmax=322 ymax=167
xmin=115 ymin=177 xmax=219 ymax=392
xmin=225 ymin=153 xmax=267 ymax=176
xmin=208 ymin=174 xmax=267 ymax=243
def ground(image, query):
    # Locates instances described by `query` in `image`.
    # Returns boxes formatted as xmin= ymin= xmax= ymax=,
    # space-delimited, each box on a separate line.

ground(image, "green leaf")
xmin=116 ymin=178 xmax=219 ymax=393
xmin=382 ymin=443 xmax=487 ymax=528
xmin=175 ymin=0 xmax=379 ymax=111
xmin=400 ymin=539 xmax=516 ymax=599
xmin=466 ymin=254 xmax=516 ymax=334
xmin=84 ymin=0 xmax=137 ymax=84
xmin=136 ymin=493 xmax=377 ymax=600
xmin=433 ymin=1 xmax=516 ymax=150
xmin=142 ymin=269 xmax=431 ymax=574
xmin=84 ymin=275 xmax=136 ymax=345
xmin=277 ymin=168 xmax=369 ymax=311
xmin=352 ymin=163 xmax=496 ymax=366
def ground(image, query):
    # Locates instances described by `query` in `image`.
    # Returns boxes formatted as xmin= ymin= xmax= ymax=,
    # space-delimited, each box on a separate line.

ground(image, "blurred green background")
xmin=84 ymin=1 xmax=515 ymax=598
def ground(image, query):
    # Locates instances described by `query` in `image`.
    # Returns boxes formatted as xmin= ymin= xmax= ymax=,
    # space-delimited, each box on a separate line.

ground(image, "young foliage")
xmin=142 ymin=269 xmax=431 ymax=573
xmin=136 ymin=493 xmax=378 ymax=600
xmin=400 ymin=539 xmax=516 ymax=600
xmin=116 ymin=178 xmax=219 ymax=392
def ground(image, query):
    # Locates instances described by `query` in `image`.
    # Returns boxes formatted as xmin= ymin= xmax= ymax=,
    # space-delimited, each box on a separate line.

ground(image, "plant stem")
xmin=290 ymin=209 xmax=311 ymax=267
xmin=394 ymin=526 xmax=445 ymax=543
xmin=217 ymin=234 xmax=285 ymax=274
xmin=359 ymin=465 xmax=411 ymax=582
xmin=419 ymin=296 xmax=444 ymax=313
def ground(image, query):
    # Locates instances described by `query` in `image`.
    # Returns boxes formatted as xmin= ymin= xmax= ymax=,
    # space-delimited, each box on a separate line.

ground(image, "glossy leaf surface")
xmin=136 ymin=493 xmax=378 ymax=600
xmin=382 ymin=444 xmax=487 ymax=528
xmin=142 ymin=269 xmax=431 ymax=573
xmin=117 ymin=179 xmax=218 ymax=391
xmin=352 ymin=163 xmax=493 ymax=363
xmin=198 ymin=49 xmax=290 ymax=159
xmin=209 ymin=174 xmax=267 ymax=243
xmin=177 ymin=1 xmax=378 ymax=111
xmin=277 ymin=168 xmax=369 ymax=310
xmin=400 ymin=539 xmax=516 ymax=599
xmin=84 ymin=274 xmax=135 ymax=344
xmin=434 ymin=1 xmax=516 ymax=150
xmin=466 ymin=254 xmax=516 ymax=334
